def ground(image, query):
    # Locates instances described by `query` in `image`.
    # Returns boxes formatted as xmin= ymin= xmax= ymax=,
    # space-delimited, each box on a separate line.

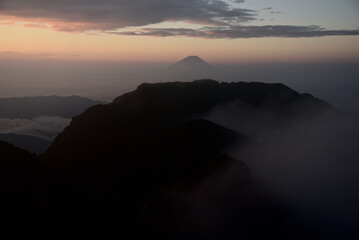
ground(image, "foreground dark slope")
xmin=0 ymin=140 xmax=35 ymax=174
xmin=0 ymin=141 xmax=36 ymax=216
xmin=41 ymin=118 xmax=255 ymax=237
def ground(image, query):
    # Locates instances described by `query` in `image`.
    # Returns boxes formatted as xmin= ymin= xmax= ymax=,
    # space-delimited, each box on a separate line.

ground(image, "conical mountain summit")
xmin=172 ymin=56 xmax=212 ymax=69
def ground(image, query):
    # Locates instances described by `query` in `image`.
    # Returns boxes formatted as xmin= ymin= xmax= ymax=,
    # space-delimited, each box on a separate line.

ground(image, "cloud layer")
xmin=0 ymin=0 xmax=255 ymax=31
xmin=1 ymin=0 xmax=358 ymax=38
xmin=114 ymin=25 xmax=359 ymax=38
xmin=0 ymin=116 xmax=71 ymax=140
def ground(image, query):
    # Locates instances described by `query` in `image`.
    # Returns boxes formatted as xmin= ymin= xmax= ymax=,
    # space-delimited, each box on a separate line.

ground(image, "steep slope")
xmin=154 ymin=119 xmax=251 ymax=190
xmin=39 ymin=116 xmax=254 ymax=236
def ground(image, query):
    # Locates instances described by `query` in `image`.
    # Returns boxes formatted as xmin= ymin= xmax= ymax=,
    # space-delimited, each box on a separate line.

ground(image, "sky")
xmin=0 ymin=0 xmax=359 ymax=63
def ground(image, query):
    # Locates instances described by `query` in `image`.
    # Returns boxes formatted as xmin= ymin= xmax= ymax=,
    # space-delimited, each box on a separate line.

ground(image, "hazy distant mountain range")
xmin=1 ymin=56 xmax=358 ymax=111
xmin=0 ymin=133 xmax=50 ymax=154
xmin=0 ymin=95 xmax=106 ymax=119
xmin=1 ymin=80 xmax=359 ymax=238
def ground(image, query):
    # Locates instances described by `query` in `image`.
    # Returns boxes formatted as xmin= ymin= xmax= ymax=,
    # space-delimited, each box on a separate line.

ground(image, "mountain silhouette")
xmin=3 ymin=79 xmax=354 ymax=238
xmin=165 ymin=56 xmax=215 ymax=81
xmin=39 ymin=110 xmax=255 ymax=236
xmin=42 ymin=79 xmax=333 ymax=177
xmin=172 ymin=56 xmax=213 ymax=70
xmin=36 ymin=79 xmax=337 ymax=235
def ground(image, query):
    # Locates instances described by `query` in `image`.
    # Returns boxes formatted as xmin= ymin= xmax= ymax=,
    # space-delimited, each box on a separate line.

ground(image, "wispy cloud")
xmin=112 ymin=25 xmax=359 ymax=39
xmin=233 ymin=0 xmax=246 ymax=3
xmin=0 ymin=116 xmax=71 ymax=140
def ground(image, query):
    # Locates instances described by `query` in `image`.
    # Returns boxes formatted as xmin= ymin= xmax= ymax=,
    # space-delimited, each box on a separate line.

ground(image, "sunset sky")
xmin=1 ymin=0 xmax=359 ymax=63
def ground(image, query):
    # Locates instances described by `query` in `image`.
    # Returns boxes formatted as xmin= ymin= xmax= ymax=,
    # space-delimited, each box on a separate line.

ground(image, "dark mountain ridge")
xmin=2 ymin=79 xmax=351 ymax=238
xmin=40 ymin=79 xmax=337 ymax=183
xmin=42 ymin=80 xmax=333 ymax=177
xmin=35 ymin=79 xmax=338 ymax=236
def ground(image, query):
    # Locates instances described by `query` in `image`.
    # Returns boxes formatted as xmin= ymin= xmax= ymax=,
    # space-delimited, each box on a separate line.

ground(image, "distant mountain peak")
xmin=182 ymin=55 xmax=205 ymax=61
xmin=172 ymin=55 xmax=212 ymax=69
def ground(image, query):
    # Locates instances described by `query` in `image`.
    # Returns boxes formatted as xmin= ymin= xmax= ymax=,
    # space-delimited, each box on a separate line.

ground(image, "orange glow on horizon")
xmin=1 ymin=22 xmax=359 ymax=64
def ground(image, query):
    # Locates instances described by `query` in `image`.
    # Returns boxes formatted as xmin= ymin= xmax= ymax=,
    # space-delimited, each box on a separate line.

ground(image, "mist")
xmin=1 ymin=58 xmax=359 ymax=233
xmin=203 ymin=102 xmax=359 ymax=237
xmin=0 ymin=59 xmax=167 ymax=101
xmin=1 ymin=59 xmax=358 ymax=111
xmin=214 ymin=62 xmax=359 ymax=112
xmin=0 ymin=116 xmax=71 ymax=140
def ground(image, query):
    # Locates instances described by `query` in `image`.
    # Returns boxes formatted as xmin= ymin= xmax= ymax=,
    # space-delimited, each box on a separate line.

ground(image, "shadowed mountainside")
xmin=5 ymin=116 xmax=255 ymax=237
xmin=42 ymin=80 xmax=333 ymax=176
xmin=0 ymin=141 xmax=36 ymax=217
xmin=35 ymin=79 xmax=336 ymax=237
xmin=1 ymin=80 xmax=348 ymax=238
xmin=0 ymin=140 xmax=35 ymax=169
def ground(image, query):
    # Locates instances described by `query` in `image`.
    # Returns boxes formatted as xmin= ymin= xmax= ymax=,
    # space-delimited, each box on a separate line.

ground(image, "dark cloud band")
xmin=1 ymin=0 xmax=358 ymax=38
xmin=0 ymin=0 xmax=255 ymax=30
xmin=113 ymin=25 xmax=359 ymax=38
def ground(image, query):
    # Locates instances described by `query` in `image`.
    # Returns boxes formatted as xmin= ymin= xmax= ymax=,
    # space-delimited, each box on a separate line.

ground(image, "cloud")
xmin=233 ymin=0 xmax=246 ymax=3
xmin=1 ymin=1 xmax=358 ymax=39
xmin=202 ymin=100 xmax=359 ymax=235
xmin=0 ymin=116 xmax=71 ymax=140
xmin=112 ymin=25 xmax=359 ymax=38
xmin=0 ymin=0 xmax=256 ymax=31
